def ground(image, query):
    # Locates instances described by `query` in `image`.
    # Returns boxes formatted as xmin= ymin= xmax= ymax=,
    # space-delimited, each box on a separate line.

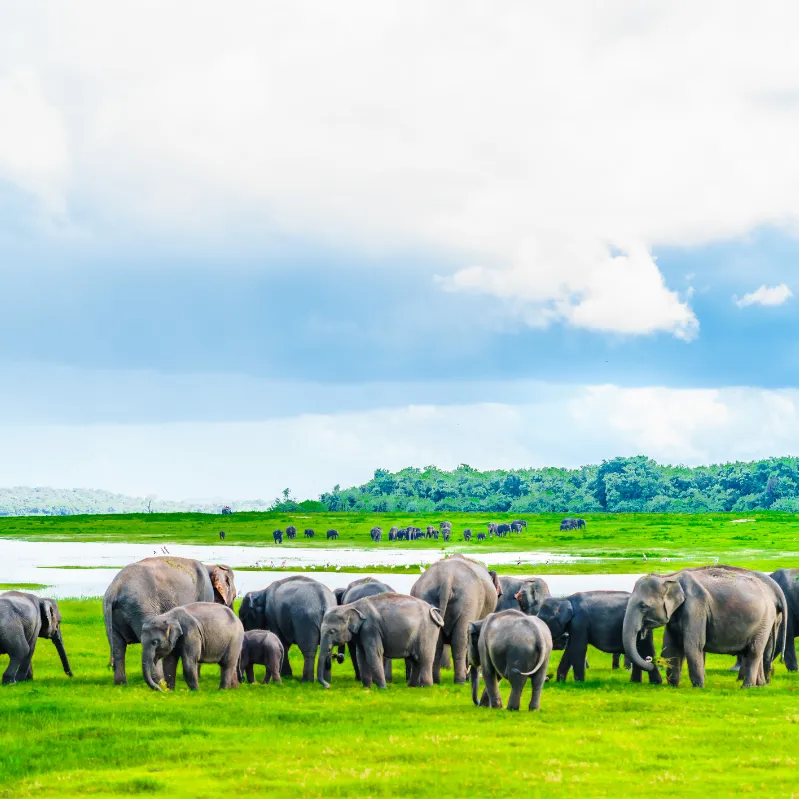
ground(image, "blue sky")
xmin=1 ymin=2 xmax=798 ymax=501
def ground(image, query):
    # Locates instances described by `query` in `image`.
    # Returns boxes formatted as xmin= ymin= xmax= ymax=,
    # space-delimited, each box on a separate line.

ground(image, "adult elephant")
xmin=536 ymin=591 xmax=660 ymax=684
xmin=333 ymin=578 xmax=396 ymax=682
xmin=0 ymin=591 xmax=72 ymax=684
xmin=770 ymin=568 xmax=798 ymax=671
xmin=239 ymin=575 xmax=337 ymax=682
xmin=496 ymin=576 xmax=550 ymax=613
xmin=103 ymin=556 xmax=236 ymax=685
xmin=623 ymin=565 xmax=786 ymax=688
xmin=411 ymin=554 xmax=501 ymax=683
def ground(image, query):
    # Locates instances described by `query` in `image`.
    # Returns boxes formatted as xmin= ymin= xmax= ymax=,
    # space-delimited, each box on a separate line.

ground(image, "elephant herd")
xmin=2 ymin=557 xmax=798 ymax=712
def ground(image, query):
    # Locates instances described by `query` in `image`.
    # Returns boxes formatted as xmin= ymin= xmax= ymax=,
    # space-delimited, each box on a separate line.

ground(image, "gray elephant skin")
xmin=141 ymin=602 xmax=243 ymax=691
xmin=0 ymin=591 xmax=72 ymax=684
xmin=469 ymin=610 xmax=552 ymax=711
xmin=239 ymin=575 xmax=337 ymax=682
xmin=103 ymin=556 xmax=237 ymax=685
xmin=496 ymin=576 xmax=550 ymax=613
xmin=536 ymin=591 xmax=660 ymax=683
xmin=334 ymin=578 xmax=395 ymax=683
xmin=411 ymin=554 xmax=501 ymax=683
xmin=239 ymin=630 xmax=284 ymax=684
xmin=318 ymin=593 xmax=444 ymax=688
xmin=770 ymin=568 xmax=798 ymax=672
xmin=624 ymin=566 xmax=787 ymax=688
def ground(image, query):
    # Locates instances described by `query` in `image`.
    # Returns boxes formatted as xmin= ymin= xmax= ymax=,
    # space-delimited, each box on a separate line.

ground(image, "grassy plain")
xmin=0 ymin=598 xmax=798 ymax=798
xmin=2 ymin=511 xmax=799 ymax=575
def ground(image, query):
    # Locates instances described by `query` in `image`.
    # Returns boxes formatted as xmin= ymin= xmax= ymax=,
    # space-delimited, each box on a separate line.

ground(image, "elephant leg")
xmin=1 ymin=637 xmax=30 ymax=684
xmin=611 ymin=653 xmax=621 ymax=670
xmin=348 ymin=642 xmax=361 ymax=682
xmin=162 ymin=652 xmax=179 ymax=690
xmin=482 ymin=664 xmax=502 ymax=708
xmin=450 ymin=620 xmax=471 ymax=684
xmin=661 ymin=628 xmax=683 ymax=687
xmin=384 ymin=658 xmax=393 ymax=684
xmin=439 ymin=644 xmax=452 ymax=670
xmin=432 ymin=633 xmax=444 ymax=685
xmin=278 ymin=638 xmax=293 ymax=677
xmin=529 ymin=661 xmax=548 ymax=711
xmin=784 ymin=614 xmax=798 ymax=672
xmin=729 ymin=654 xmax=743 ymax=673
xmin=301 ymin=650 xmax=317 ymax=683
xmin=219 ymin=656 xmax=239 ymax=689
xmin=555 ymin=648 xmax=573 ymax=682
xmin=356 ymin=644 xmax=373 ymax=688
xmin=565 ymin=637 xmax=587 ymax=682
xmin=245 ymin=664 xmax=255 ymax=684
xmin=683 ymin=639 xmax=706 ymax=688
xmin=181 ymin=656 xmax=200 ymax=691
xmin=362 ymin=641 xmax=387 ymax=689
xmin=507 ymin=672 xmax=525 ymax=711
xmin=112 ymin=630 xmax=128 ymax=685
xmin=637 ymin=633 xmax=662 ymax=685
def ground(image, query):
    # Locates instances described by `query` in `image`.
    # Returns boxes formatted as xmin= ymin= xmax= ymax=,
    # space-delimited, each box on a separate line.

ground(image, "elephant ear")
xmin=557 ymin=600 xmax=575 ymax=626
xmin=333 ymin=588 xmax=346 ymax=605
xmin=488 ymin=570 xmax=502 ymax=596
xmin=166 ymin=620 xmax=183 ymax=649
xmin=211 ymin=566 xmax=235 ymax=606
xmin=39 ymin=599 xmax=58 ymax=639
xmin=347 ymin=607 xmax=366 ymax=634
xmin=663 ymin=579 xmax=686 ymax=618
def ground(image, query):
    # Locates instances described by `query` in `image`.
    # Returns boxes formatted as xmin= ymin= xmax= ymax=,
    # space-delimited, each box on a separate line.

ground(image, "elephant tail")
xmin=433 ymin=576 xmax=453 ymax=628
xmin=514 ymin=645 xmax=549 ymax=677
xmin=776 ymin=587 xmax=788 ymax=663
xmin=103 ymin=593 xmax=115 ymax=668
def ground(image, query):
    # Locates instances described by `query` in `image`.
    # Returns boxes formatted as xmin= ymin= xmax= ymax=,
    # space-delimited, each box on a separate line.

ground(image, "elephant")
xmin=623 ymin=566 xmax=787 ymax=688
xmin=239 ymin=630 xmax=284 ymax=684
xmin=442 ymin=529 xmax=451 ymax=542
xmin=487 ymin=523 xmax=497 ymax=535
xmin=334 ymin=578 xmax=396 ymax=682
xmin=496 ymin=576 xmax=550 ymax=614
xmin=272 ymin=529 xmax=283 ymax=544
xmin=770 ymin=568 xmax=798 ymax=671
xmin=559 ymin=518 xmax=586 ymax=531
xmin=0 ymin=591 xmax=72 ymax=684
xmin=304 ymin=529 xmax=315 ymax=538
xmin=286 ymin=526 xmax=297 ymax=540
xmin=141 ymin=602 xmax=244 ymax=691
xmin=439 ymin=521 xmax=452 ymax=530
xmin=318 ymin=593 xmax=444 ymax=689
xmin=495 ymin=524 xmax=511 ymax=537
xmin=511 ymin=519 xmax=527 ymax=531
xmin=477 ymin=533 xmax=486 ymax=541
xmin=388 ymin=526 xmax=398 ymax=541
xmin=239 ymin=575 xmax=337 ymax=682
xmin=219 ymin=530 xmax=226 ymax=540
xmin=463 ymin=529 xmax=472 ymax=541
xmin=369 ymin=527 xmax=383 ymax=542
xmin=536 ymin=591 xmax=661 ymax=683
xmin=468 ymin=610 xmax=552 ymax=711
xmin=411 ymin=553 xmax=501 ymax=683
xmin=326 ymin=529 xmax=339 ymax=540
xmin=103 ymin=556 xmax=236 ymax=685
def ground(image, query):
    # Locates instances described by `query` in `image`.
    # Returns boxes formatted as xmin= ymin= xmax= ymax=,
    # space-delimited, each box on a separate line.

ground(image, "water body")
xmin=1 ymin=539 xmax=645 ymax=598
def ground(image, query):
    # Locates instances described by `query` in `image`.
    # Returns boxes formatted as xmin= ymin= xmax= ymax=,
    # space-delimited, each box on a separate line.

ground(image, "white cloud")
xmin=1 ymin=384 xmax=798 ymax=500
xmin=734 ymin=283 xmax=793 ymax=308
xmin=4 ymin=3 xmax=799 ymax=334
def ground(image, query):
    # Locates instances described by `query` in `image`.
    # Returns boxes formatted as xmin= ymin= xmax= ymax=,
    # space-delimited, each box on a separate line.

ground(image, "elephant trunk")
xmin=622 ymin=608 xmax=653 ymax=672
xmin=317 ymin=635 xmax=332 ymax=688
xmin=470 ymin=664 xmax=480 ymax=706
xmin=52 ymin=629 xmax=73 ymax=677
xmin=142 ymin=653 xmax=163 ymax=691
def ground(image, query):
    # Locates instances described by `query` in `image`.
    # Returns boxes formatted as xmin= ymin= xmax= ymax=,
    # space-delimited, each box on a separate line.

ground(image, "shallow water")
xmin=1 ymin=539 xmax=644 ymax=598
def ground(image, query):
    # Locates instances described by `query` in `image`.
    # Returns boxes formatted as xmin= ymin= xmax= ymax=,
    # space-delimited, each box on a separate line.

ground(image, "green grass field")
xmin=1 ymin=598 xmax=798 ymax=798
xmin=3 ymin=511 xmax=799 ymax=575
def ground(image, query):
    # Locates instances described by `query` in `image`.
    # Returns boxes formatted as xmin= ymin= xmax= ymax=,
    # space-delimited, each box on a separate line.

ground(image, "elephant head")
xmin=333 ymin=588 xmax=347 ymax=605
xmin=37 ymin=598 xmax=72 ymax=677
xmin=238 ymin=592 xmax=266 ymax=631
xmin=514 ymin=580 xmax=550 ymax=615
xmin=534 ymin=598 xmax=572 ymax=649
xmin=468 ymin=619 xmax=485 ymax=705
xmin=141 ymin=617 xmax=183 ymax=691
xmin=317 ymin=606 xmax=364 ymax=687
xmin=208 ymin=565 xmax=236 ymax=607
xmin=623 ymin=574 xmax=685 ymax=672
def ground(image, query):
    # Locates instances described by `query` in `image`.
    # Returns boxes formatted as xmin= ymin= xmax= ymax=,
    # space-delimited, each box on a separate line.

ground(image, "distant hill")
xmin=317 ymin=456 xmax=799 ymax=514
xmin=0 ymin=487 xmax=274 ymax=517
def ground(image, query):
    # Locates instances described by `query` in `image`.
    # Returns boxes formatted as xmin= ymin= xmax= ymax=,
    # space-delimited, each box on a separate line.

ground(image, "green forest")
xmin=315 ymin=456 xmax=799 ymax=514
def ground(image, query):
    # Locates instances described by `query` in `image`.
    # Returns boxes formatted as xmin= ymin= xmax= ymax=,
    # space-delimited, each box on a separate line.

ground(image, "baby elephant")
xmin=469 ymin=609 xmax=553 ymax=711
xmin=239 ymin=630 xmax=284 ymax=684
xmin=141 ymin=602 xmax=244 ymax=691
xmin=318 ymin=593 xmax=444 ymax=689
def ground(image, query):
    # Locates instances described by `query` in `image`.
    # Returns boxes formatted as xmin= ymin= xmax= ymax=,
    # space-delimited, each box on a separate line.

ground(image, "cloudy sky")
xmin=2 ymin=1 xmax=799 ymax=501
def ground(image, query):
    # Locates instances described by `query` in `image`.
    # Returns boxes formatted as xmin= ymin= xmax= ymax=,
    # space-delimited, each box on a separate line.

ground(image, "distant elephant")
xmin=411 ymin=554 xmax=501 ymax=683
xmin=369 ymin=527 xmax=383 ymax=542
xmin=0 ymin=591 xmax=72 ymax=684
xmin=536 ymin=591 xmax=661 ymax=683
xmin=469 ymin=610 xmax=552 ymax=711
xmin=103 ymin=556 xmax=236 ymax=685
xmin=623 ymin=566 xmax=786 ymax=688
xmin=496 ymin=576 xmax=550 ymax=614
xmin=141 ymin=602 xmax=243 ymax=691
xmin=333 ymin=578 xmax=396 ymax=682
xmin=239 ymin=576 xmax=337 ymax=682
xmin=463 ymin=529 xmax=472 ymax=542
xmin=326 ymin=529 xmax=339 ymax=540
xmin=239 ymin=630 xmax=284 ymax=684
xmin=286 ymin=526 xmax=297 ymax=540
xmin=495 ymin=524 xmax=511 ymax=537
xmin=304 ymin=529 xmax=315 ymax=538
xmin=511 ymin=519 xmax=527 ymax=531
xmin=388 ymin=527 xmax=398 ymax=541
xmin=442 ymin=529 xmax=451 ymax=542
xmin=487 ymin=523 xmax=497 ymax=535
xmin=439 ymin=521 xmax=452 ymax=530
xmin=477 ymin=533 xmax=486 ymax=541
xmin=770 ymin=568 xmax=798 ymax=671
xmin=273 ymin=529 xmax=283 ymax=544
xmin=318 ymin=593 xmax=444 ymax=688
xmin=219 ymin=530 xmax=226 ymax=540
